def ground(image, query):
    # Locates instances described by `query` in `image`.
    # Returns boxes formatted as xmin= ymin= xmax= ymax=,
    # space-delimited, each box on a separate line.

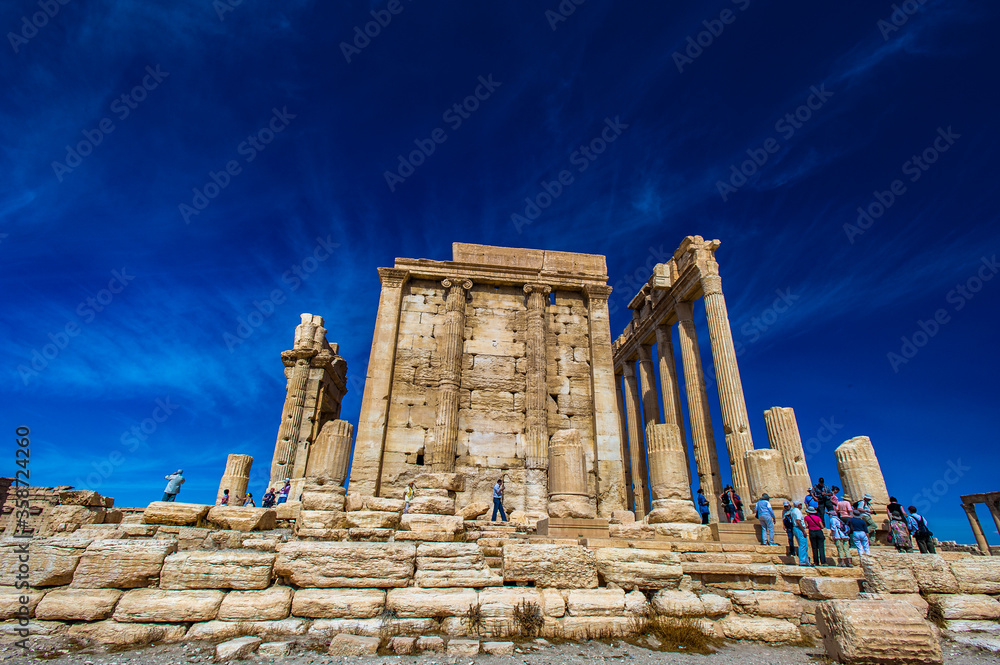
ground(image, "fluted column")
xmin=547 ymin=429 xmax=595 ymax=518
xmin=834 ymin=436 xmax=890 ymax=512
xmin=963 ymin=503 xmax=993 ymax=556
xmin=217 ymin=454 xmax=253 ymax=504
xmin=349 ymin=267 xmax=409 ymax=497
xmin=675 ymin=301 xmax=722 ymax=522
xmin=622 ymin=362 xmax=648 ymax=515
xmin=584 ymin=284 xmax=627 ymax=515
xmin=431 ymin=277 xmax=472 ymax=472
xmin=270 ymin=349 xmax=315 ymax=484
xmin=763 ymin=407 xmax=812 ymax=504
xmin=655 ymin=323 xmax=692 ymax=489
xmin=701 ymin=273 xmax=754 ymax=504
xmin=646 ymin=423 xmax=699 ymax=524
xmin=524 ymin=283 xmax=551 ymax=470
xmin=744 ymin=448 xmax=791 ymax=511
xmin=637 ymin=345 xmax=660 ymax=427
xmin=305 ymin=419 xmax=354 ymax=487
xmin=615 ymin=370 xmax=635 ymax=513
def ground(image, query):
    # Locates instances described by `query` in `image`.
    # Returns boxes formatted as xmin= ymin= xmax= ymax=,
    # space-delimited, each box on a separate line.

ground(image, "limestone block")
xmin=799 ymin=577 xmax=861 ymax=600
xmin=448 ymin=638 xmax=480 ymax=655
xmin=458 ymin=501 xmax=490 ymax=520
xmin=414 ymin=542 xmax=501 ymax=588
xmin=610 ymin=510 xmax=635 ymax=524
xmin=47 ymin=505 xmax=105 ymax=526
xmin=651 ymin=590 xmax=731 ymax=617
xmin=0 ymin=587 xmax=45 ymax=619
xmin=34 ymin=588 xmax=121 ymax=621
xmin=478 ymin=587 xmax=564 ymax=621
xmin=893 ymin=553 xmax=960 ymax=593
xmin=610 ymin=522 xmax=654 ymax=539
xmin=566 ymin=589 xmax=626 ymax=616
xmin=816 ymin=599 xmax=942 ymax=665
xmin=891 ymin=593 xmax=930 ymax=617
xmin=652 ymin=523 xmax=713 ymax=540
xmin=859 ymin=553 xmax=919 ymax=594
xmin=274 ymin=542 xmax=415 ymax=587
xmin=926 ymin=594 xmax=1000 ymax=620
xmin=502 ymin=543 xmax=598 ymax=588
xmin=302 ymin=492 xmax=346 ymax=512
xmin=346 ymin=510 xmax=400 ymax=529
xmin=391 ymin=636 xmax=417 ymax=654
xmin=364 ymin=497 xmax=405 ymax=512
xmin=0 ymin=619 xmax=66 ymax=637
xmin=119 ymin=524 xmax=159 ymax=537
xmin=625 ymin=589 xmax=649 ymax=615
xmin=400 ymin=513 xmax=464 ymax=534
xmin=727 ymin=590 xmax=802 ymax=619
xmin=700 ymin=593 xmax=734 ymax=617
xmin=218 ymin=586 xmax=293 ymax=621
xmin=71 ymin=538 xmax=177 ymax=588
xmin=950 ymin=557 xmax=1000 ymax=594
xmin=594 ymin=548 xmax=683 ymax=590
xmin=717 ymin=615 xmax=802 ymax=643
xmin=258 ymin=641 xmax=293 ymax=657
xmin=215 ymin=636 xmax=262 ymax=662
xmin=345 ymin=493 xmax=363 ymax=511
xmin=647 ymin=500 xmax=700 ymax=525
xmin=243 ymin=537 xmax=288 ymax=552
xmin=292 ymin=589 xmax=385 ymax=618
xmin=328 ymin=633 xmax=379 ymax=656
xmin=141 ymin=502 xmax=210 ymax=526
xmin=416 ymin=635 xmax=446 ymax=652
xmin=482 ymin=641 xmax=515 ymax=655
xmin=58 ymin=490 xmax=103 ymax=506
xmin=159 ymin=551 xmax=275 ymax=590
xmin=548 ymin=499 xmax=596 ymax=519
xmin=67 ymin=620 xmax=187 ymax=646
xmin=408 ymin=496 xmax=456 ymax=515
xmin=308 ymin=617 xmax=436 ymax=637
xmin=414 ymin=472 xmax=465 ymax=492
xmin=185 ymin=618 xmax=307 ymax=641
xmin=559 ymin=616 xmax=634 ymax=639
xmin=206 ymin=507 xmax=276 ymax=532
xmin=387 ymin=587 xmax=478 ymax=618
xmin=296 ymin=510 xmax=347 ymax=530
xmin=114 ymin=589 xmax=224 ymax=623
xmin=0 ymin=536 xmax=91 ymax=587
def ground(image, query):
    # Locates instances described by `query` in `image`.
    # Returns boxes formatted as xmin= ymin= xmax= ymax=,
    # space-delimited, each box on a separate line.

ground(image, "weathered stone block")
xmin=566 ymin=588 xmax=625 ymax=616
xmin=0 ymin=587 xmax=45 ymax=619
xmin=71 ymin=538 xmax=177 ymax=588
xmin=218 ymin=586 xmax=293 ymax=621
xmin=364 ymin=497 xmax=405 ymax=512
xmin=386 ymin=587 xmax=478 ymax=618
xmin=258 ymin=641 xmax=293 ymax=657
xmin=447 ymin=638 xmax=480 ymax=655
xmin=408 ymin=496 xmax=456 ymax=515
xmin=926 ymin=593 xmax=1000 ymax=620
xmin=206 ymin=507 xmax=277 ymax=532
xmin=275 ymin=542 xmax=415 ymax=588
xmin=816 ymin=599 xmax=942 ymax=664
xmin=67 ymin=620 xmax=187 ymax=646
xmin=950 ymin=557 xmax=1000 ymax=594
xmin=292 ymin=589 xmax=385 ymax=618
xmin=58 ymin=490 xmax=103 ymax=506
xmin=414 ymin=542 xmax=502 ymax=588
xmin=458 ymin=501 xmax=490 ymax=520
xmin=400 ymin=513 xmax=464 ymax=534
xmin=113 ymin=589 xmax=224 ymax=622
xmin=800 ymin=576 xmax=861 ymax=600
xmin=296 ymin=510 xmax=347 ymax=530
xmin=482 ymin=641 xmax=515 ymax=655
xmin=215 ymin=636 xmax=262 ymax=662
xmin=47 ymin=505 xmax=106 ymax=526
xmin=860 ymin=553 xmax=919 ymax=594
xmin=301 ymin=492 xmax=346 ymax=512
xmin=414 ymin=472 xmax=465 ymax=492
xmin=594 ymin=548 xmax=683 ymax=589
xmin=502 ymin=543 xmax=598 ymax=588
xmin=0 ymin=536 xmax=91 ymax=587
xmin=652 ymin=589 xmax=731 ymax=617
xmin=346 ymin=510 xmax=400 ymax=529
xmin=717 ymin=615 xmax=802 ymax=643
xmin=160 ymin=551 xmax=275 ymax=590
xmin=141 ymin=502 xmax=210 ymax=526
xmin=185 ymin=618 xmax=307 ymax=641
xmin=34 ymin=588 xmax=121 ymax=621
xmin=727 ymin=590 xmax=802 ymax=619
xmin=328 ymin=634 xmax=379 ymax=656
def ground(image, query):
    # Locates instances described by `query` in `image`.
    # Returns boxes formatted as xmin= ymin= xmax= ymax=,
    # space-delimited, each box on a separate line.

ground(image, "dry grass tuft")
xmin=466 ymin=601 xmax=484 ymax=635
xmin=628 ymin=607 xmax=721 ymax=654
xmin=512 ymin=599 xmax=545 ymax=637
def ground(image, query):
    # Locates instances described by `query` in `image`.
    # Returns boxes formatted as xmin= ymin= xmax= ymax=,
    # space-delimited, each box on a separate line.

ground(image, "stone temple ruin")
xmin=2 ymin=238 xmax=999 ymax=663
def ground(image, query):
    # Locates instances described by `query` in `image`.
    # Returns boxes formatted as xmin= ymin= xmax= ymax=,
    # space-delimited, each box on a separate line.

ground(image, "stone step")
xmin=485 ymin=556 xmax=503 ymax=569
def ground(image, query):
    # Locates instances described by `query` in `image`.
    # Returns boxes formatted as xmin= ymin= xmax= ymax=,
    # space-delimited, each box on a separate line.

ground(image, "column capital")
xmin=523 ymin=283 xmax=552 ymax=295
xmin=442 ymin=277 xmax=473 ymax=292
xmin=281 ymin=348 xmax=318 ymax=367
xmin=701 ymin=274 xmax=723 ymax=297
xmin=378 ymin=267 xmax=410 ymax=289
xmin=583 ymin=284 xmax=613 ymax=302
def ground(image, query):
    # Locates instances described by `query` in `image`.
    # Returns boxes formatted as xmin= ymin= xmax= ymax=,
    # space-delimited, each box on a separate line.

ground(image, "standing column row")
xmin=621 ymin=363 xmax=648 ymax=515
xmin=431 ymin=278 xmax=472 ymax=473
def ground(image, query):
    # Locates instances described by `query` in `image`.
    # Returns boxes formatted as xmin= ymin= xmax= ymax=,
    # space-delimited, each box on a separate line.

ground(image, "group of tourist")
xmin=217 ymin=479 xmax=292 ymax=508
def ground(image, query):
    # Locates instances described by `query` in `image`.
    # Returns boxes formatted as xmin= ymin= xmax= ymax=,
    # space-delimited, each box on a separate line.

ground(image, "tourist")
xmin=403 ymin=481 xmax=416 ymax=515
xmin=790 ymin=501 xmax=810 ymax=566
xmin=491 ymin=477 xmax=507 ymax=522
xmin=824 ymin=486 xmax=841 ymax=528
xmin=804 ymin=488 xmax=819 ymax=514
xmin=220 ymin=489 xmax=230 ymax=506
xmin=720 ymin=487 xmax=734 ymax=523
xmin=908 ymin=506 xmax=936 ymax=554
xmin=835 ymin=493 xmax=853 ymax=522
xmin=753 ymin=493 xmax=775 ymax=546
xmin=243 ymin=492 xmax=256 ymax=507
xmin=162 ymin=470 xmax=185 ymax=502
xmin=696 ymin=488 xmax=710 ymax=524
xmin=855 ymin=493 xmax=874 ymax=515
xmin=888 ymin=510 xmax=913 ymax=552
xmin=732 ymin=489 xmax=744 ymax=522
xmin=886 ymin=495 xmax=904 ymax=517
xmin=781 ymin=501 xmax=795 ymax=557
xmin=829 ymin=512 xmax=851 ymax=567
xmin=262 ymin=488 xmax=276 ymax=508
xmin=277 ymin=479 xmax=291 ymax=505
xmin=812 ymin=478 xmax=831 ymax=527
xmin=805 ymin=506 xmax=827 ymax=566
xmin=848 ymin=509 xmax=871 ymax=554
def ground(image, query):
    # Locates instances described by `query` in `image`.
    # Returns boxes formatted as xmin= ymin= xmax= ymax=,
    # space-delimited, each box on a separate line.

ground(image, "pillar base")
xmin=647 ymin=498 xmax=701 ymax=524
xmin=547 ymin=498 xmax=596 ymax=519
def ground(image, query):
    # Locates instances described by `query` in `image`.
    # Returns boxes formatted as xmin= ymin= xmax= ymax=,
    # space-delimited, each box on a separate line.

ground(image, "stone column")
xmin=622 ymin=362 xmax=648 ymax=515
xmin=744 ymin=449 xmax=791 ymax=512
xmin=835 ymin=436 xmax=890 ymax=512
xmin=646 ymin=423 xmax=699 ymax=524
xmin=963 ymin=503 xmax=993 ymax=556
xmin=349 ymin=267 xmax=409 ymax=497
xmin=431 ymin=277 xmax=472 ymax=473
xmin=547 ymin=429 xmax=595 ymax=518
xmin=270 ymin=349 xmax=315 ymax=484
xmin=217 ymin=454 xmax=253 ymax=504
xmin=655 ymin=324 xmax=692 ymax=489
xmin=524 ymin=283 xmax=552 ymax=470
xmin=701 ymin=273 xmax=754 ymax=504
xmin=584 ymin=284 xmax=627 ymax=516
xmin=987 ymin=501 xmax=1000 ymax=544
xmin=763 ymin=407 xmax=812 ymax=504
xmin=637 ymin=345 xmax=660 ymax=427
xmin=675 ymin=301 xmax=723 ymax=522
xmin=615 ymin=370 xmax=635 ymax=513
xmin=305 ymin=419 xmax=354 ymax=487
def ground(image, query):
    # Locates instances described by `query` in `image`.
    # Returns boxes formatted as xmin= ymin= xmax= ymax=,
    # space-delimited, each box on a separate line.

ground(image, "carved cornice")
xmin=378 ymin=267 xmax=410 ymax=289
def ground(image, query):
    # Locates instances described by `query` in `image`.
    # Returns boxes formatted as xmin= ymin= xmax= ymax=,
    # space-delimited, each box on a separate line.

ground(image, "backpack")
xmin=782 ymin=513 xmax=794 ymax=530
xmin=914 ymin=515 xmax=932 ymax=537
xmin=721 ymin=492 xmax=732 ymax=506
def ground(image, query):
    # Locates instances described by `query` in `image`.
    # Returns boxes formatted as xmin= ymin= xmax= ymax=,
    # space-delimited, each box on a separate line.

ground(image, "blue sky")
xmin=3 ymin=1 xmax=998 ymax=544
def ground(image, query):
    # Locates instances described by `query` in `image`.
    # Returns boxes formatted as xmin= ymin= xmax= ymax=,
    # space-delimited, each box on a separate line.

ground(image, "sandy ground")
xmin=2 ymin=636 xmax=1000 ymax=665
